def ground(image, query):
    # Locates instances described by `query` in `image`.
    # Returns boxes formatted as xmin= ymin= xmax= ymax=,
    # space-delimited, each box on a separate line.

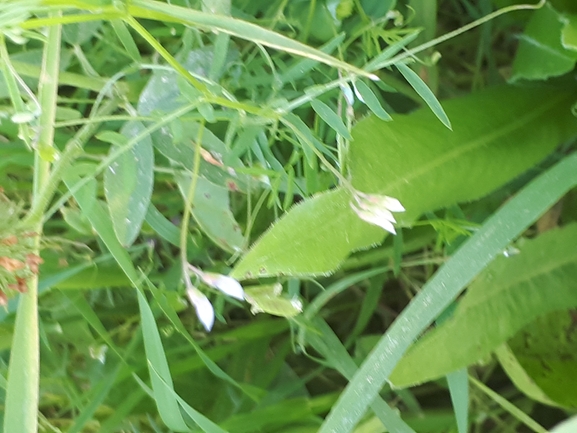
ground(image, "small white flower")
xmin=186 ymin=285 xmax=215 ymax=331
xmin=201 ymin=273 xmax=245 ymax=300
xmin=351 ymin=190 xmax=405 ymax=234
xmin=188 ymin=265 xmax=245 ymax=300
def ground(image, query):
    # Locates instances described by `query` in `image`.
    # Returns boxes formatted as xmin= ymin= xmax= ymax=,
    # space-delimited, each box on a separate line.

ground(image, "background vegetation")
xmin=1 ymin=0 xmax=577 ymax=432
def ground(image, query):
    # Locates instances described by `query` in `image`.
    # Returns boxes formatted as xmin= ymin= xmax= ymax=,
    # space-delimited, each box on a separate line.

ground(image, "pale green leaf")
xmin=245 ymin=284 xmax=302 ymax=318
xmin=354 ymin=80 xmax=392 ymax=121
xmin=231 ymin=188 xmax=382 ymax=279
xmin=395 ymin=62 xmax=451 ymax=129
xmin=511 ymin=4 xmax=577 ymax=81
xmin=311 ymin=99 xmax=352 ymax=140
xmin=551 ymin=416 xmax=577 ymax=433
xmin=104 ymin=121 xmax=154 ymax=247
xmin=178 ymin=175 xmax=246 ymax=253
xmin=561 ymin=14 xmax=577 ymax=51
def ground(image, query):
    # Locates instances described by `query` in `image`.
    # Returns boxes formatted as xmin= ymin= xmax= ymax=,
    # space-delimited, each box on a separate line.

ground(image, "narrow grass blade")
xmin=364 ymin=31 xmax=421 ymax=72
xmin=307 ymin=318 xmax=416 ymax=433
xmin=318 ymin=153 xmax=577 ymax=433
xmin=137 ymin=290 xmax=190 ymax=431
xmin=111 ymin=19 xmax=142 ymax=62
xmin=280 ymin=33 xmax=346 ymax=84
xmin=146 ymin=362 xmax=228 ymax=433
xmin=311 ymin=99 xmax=352 ymax=140
xmin=469 ymin=376 xmax=546 ymax=433
xmin=129 ymin=0 xmax=377 ymax=80
xmin=353 ymin=80 xmax=392 ymax=121
xmin=396 ymin=62 xmax=451 ymax=129
xmin=63 ymin=173 xmax=190 ymax=431
xmin=447 ymin=369 xmax=469 ymax=433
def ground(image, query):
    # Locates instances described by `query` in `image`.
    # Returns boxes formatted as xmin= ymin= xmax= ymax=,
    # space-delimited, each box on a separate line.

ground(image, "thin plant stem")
xmin=3 ymin=11 xmax=62 ymax=433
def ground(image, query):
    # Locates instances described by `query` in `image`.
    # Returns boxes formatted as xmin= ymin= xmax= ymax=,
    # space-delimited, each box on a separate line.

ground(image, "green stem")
xmin=180 ymin=123 xmax=205 ymax=272
xmin=24 ymin=98 xmax=118 ymax=225
xmin=374 ymin=0 xmax=546 ymax=71
xmin=3 ymin=12 xmax=62 ymax=433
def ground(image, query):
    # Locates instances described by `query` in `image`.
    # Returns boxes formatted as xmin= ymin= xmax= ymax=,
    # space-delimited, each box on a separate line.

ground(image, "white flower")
xmin=351 ymin=190 xmax=405 ymax=234
xmin=200 ymin=273 xmax=245 ymax=300
xmin=186 ymin=285 xmax=215 ymax=331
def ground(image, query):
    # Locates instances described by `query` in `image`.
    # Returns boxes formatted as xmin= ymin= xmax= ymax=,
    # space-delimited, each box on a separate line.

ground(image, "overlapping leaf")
xmin=233 ymin=84 xmax=577 ymax=278
xmin=389 ymin=224 xmax=577 ymax=387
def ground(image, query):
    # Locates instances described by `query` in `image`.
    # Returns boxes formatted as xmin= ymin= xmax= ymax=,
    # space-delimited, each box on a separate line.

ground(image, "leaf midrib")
xmin=382 ymin=91 xmax=568 ymax=193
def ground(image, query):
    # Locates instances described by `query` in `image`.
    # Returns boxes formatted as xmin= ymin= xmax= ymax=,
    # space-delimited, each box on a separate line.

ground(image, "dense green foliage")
xmin=1 ymin=0 xmax=577 ymax=432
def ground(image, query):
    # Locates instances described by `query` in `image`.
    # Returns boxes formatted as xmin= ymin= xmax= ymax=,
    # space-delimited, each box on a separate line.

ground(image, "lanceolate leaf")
xmin=178 ymin=175 xmax=246 ymax=253
xmin=395 ymin=62 xmax=451 ymax=129
xmin=232 ymin=84 xmax=577 ymax=279
xmin=104 ymin=121 xmax=154 ymax=247
xmin=349 ymin=84 xmax=577 ymax=222
xmin=389 ymin=224 xmax=577 ymax=388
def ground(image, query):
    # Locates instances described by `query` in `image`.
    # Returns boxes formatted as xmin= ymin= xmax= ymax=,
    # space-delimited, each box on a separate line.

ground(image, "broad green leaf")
xmin=350 ymin=85 xmax=577 ymax=222
xmin=311 ymin=99 xmax=352 ymax=140
xmin=511 ymin=4 xmax=577 ymax=81
xmin=231 ymin=187 xmax=382 ymax=279
xmin=318 ymin=150 xmax=577 ymax=433
xmin=353 ymin=80 xmax=392 ymax=121
xmin=232 ymin=85 xmax=577 ymax=278
xmin=178 ymin=175 xmax=246 ymax=253
xmin=395 ymin=62 xmax=451 ymax=129
xmin=389 ymin=224 xmax=577 ymax=388
xmin=104 ymin=121 xmax=154 ymax=247
xmin=508 ymin=310 xmax=577 ymax=407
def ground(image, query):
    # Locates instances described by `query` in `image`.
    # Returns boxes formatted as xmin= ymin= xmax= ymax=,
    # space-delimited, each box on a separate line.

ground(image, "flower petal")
xmin=202 ymin=273 xmax=245 ymax=300
xmin=353 ymin=206 xmax=397 ymax=234
xmin=186 ymin=287 xmax=215 ymax=331
xmin=382 ymin=196 xmax=405 ymax=212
